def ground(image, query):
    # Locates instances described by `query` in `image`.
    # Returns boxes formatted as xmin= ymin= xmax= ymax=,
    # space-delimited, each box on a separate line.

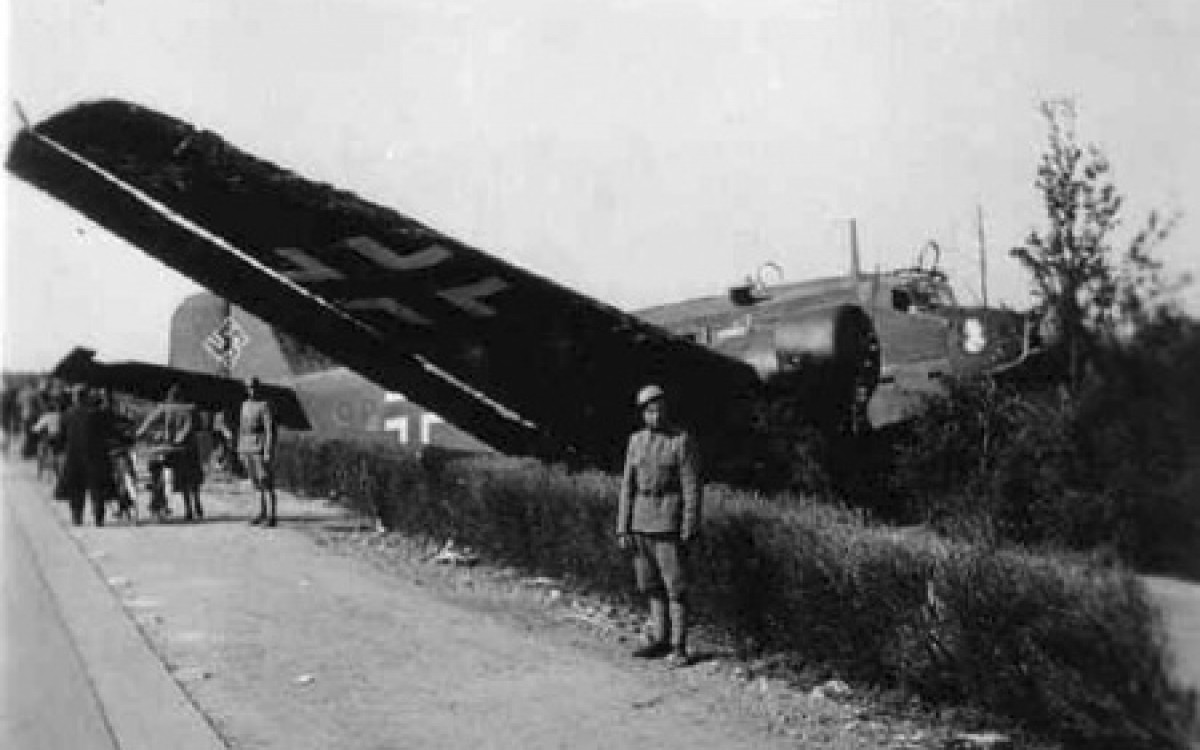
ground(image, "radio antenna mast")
xmin=848 ymin=218 xmax=862 ymax=284
xmin=976 ymin=204 xmax=989 ymax=308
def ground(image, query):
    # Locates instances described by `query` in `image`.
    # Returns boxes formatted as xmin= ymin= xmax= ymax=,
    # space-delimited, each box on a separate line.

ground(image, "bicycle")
xmin=135 ymin=444 xmax=175 ymax=523
xmin=108 ymin=446 xmax=140 ymax=525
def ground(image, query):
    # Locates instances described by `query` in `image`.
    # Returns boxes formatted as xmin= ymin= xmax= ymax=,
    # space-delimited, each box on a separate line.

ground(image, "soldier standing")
xmin=616 ymin=384 xmax=702 ymax=667
xmin=238 ymin=378 xmax=279 ymax=527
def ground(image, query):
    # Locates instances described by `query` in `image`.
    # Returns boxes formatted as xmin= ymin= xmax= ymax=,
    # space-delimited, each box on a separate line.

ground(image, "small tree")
xmin=1011 ymin=99 xmax=1180 ymax=390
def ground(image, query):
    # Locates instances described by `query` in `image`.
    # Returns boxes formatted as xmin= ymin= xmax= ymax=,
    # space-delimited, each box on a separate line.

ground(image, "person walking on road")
xmin=616 ymin=384 xmax=703 ymax=667
xmin=238 ymin=378 xmax=279 ymax=527
xmin=1 ymin=384 xmax=21 ymax=454
xmin=136 ymin=383 xmax=205 ymax=522
xmin=32 ymin=393 xmax=67 ymax=482
xmin=58 ymin=386 xmax=119 ymax=526
xmin=17 ymin=380 xmax=48 ymax=459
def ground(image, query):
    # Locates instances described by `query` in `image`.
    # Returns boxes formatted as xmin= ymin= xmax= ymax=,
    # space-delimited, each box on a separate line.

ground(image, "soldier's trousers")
xmin=632 ymin=533 xmax=687 ymax=598
xmin=632 ymin=532 xmax=689 ymax=649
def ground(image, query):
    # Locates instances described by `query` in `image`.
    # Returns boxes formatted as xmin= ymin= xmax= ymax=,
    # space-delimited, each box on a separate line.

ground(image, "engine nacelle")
xmin=729 ymin=304 xmax=880 ymax=434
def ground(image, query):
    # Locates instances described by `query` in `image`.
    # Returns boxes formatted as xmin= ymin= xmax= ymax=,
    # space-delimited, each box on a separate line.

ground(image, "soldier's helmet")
xmin=635 ymin=384 xmax=666 ymax=409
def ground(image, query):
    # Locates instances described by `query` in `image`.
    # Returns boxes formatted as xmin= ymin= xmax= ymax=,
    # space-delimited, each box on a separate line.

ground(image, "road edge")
xmin=7 ymin=467 xmax=227 ymax=750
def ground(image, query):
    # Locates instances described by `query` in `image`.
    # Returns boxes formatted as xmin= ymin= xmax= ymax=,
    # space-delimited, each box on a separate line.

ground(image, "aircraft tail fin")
xmin=169 ymin=293 xmax=304 ymax=383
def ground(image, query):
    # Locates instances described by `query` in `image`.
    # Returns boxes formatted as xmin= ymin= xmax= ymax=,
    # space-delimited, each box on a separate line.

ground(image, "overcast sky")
xmin=3 ymin=0 xmax=1198 ymax=370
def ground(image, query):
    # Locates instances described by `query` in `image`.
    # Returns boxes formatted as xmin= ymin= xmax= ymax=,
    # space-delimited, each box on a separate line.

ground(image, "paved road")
xmin=1 ymin=462 xmax=226 ymax=750
xmin=0 ymin=461 xmax=836 ymax=749
xmin=1 ymin=489 xmax=119 ymax=750
xmin=5 ymin=455 xmax=1196 ymax=749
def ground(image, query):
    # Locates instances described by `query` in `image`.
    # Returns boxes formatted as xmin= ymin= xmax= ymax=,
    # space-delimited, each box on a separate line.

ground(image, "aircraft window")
xmin=916 ymin=281 xmax=955 ymax=309
xmin=931 ymin=285 xmax=956 ymax=307
xmin=894 ymin=284 xmax=954 ymax=313
xmin=713 ymin=317 xmax=752 ymax=341
xmin=911 ymin=289 xmax=934 ymax=309
xmin=678 ymin=328 xmax=713 ymax=345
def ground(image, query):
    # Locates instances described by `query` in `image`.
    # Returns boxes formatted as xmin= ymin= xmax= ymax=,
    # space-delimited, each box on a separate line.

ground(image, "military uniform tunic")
xmin=238 ymin=397 xmax=277 ymax=489
xmin=616 ymin=426 xmax=702 ymax=538
xmin=617 ymin=423 xmax=702 ymax=651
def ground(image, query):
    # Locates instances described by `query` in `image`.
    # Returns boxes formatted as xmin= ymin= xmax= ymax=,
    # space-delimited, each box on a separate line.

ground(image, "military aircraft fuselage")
xmin=637 ymin=266 xmax=1038 ymax=429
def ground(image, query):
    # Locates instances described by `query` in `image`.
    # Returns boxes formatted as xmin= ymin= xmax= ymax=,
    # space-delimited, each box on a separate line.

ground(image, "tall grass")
xmin=276 ymin=436 xmax=1197 ymax=749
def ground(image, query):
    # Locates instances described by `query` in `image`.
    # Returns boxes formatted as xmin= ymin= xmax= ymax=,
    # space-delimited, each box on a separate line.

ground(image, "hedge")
xmin=275 ymin=436 xmax=1197 ymax=749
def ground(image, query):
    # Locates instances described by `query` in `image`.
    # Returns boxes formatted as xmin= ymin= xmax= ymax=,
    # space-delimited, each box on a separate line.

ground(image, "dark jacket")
xmin=57 ymin=404 xmax=119 ymax=498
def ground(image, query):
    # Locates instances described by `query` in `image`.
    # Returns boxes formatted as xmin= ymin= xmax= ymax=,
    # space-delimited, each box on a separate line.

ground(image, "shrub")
xmin=925 ymin=548 xmax=1189 ymax=747
xmin=891 ymin=314 xmax=1200 ymax=572
xmin=275 ymin=435 xmax=1197 ymax=748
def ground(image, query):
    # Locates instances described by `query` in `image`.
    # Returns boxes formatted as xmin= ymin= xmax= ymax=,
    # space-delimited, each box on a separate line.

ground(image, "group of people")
xmin=1 ymin=380 xmax=140 ymax=526
xmin=1 ymin=378 xmax=60 ymax=462
xmin=127 ymin=377 xmax=281 ymax=527
xmin=3 ymin=373 xmax=699 ymax=664
xmin=3 ymin=376 xmax=281 ymax=529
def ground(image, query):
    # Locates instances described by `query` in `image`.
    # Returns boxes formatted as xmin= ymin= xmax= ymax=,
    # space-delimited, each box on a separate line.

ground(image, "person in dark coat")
xmin=616 ymin=384 xmax=703 ymax=667
xmin=1 ymin=385 xmax=20 ymax=454
xmin=58 ymin=387 xmax=119 ymax=526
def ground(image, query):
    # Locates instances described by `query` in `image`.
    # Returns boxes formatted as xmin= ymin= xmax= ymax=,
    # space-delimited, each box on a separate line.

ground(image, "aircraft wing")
xmin=52 ymin=347 xmax=312 ymax=430
xmin=11 ymin=100 xmax=763 ymax=470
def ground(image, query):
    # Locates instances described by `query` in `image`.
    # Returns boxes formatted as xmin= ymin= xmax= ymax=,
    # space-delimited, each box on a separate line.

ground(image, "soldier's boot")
xmin=632 ymin=595 xmax=671 ymax=658
xmin=250 ymin=495 xmax=268 ymax=525
xmin=665 ymin=599 xmax=690 ymax=667
xmin=250 ymin=501 xmax=265 ymax=525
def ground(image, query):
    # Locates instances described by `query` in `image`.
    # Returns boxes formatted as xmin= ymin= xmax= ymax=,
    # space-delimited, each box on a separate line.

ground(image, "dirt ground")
xmin=36 ymin=468 xmax=980 ymax=749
